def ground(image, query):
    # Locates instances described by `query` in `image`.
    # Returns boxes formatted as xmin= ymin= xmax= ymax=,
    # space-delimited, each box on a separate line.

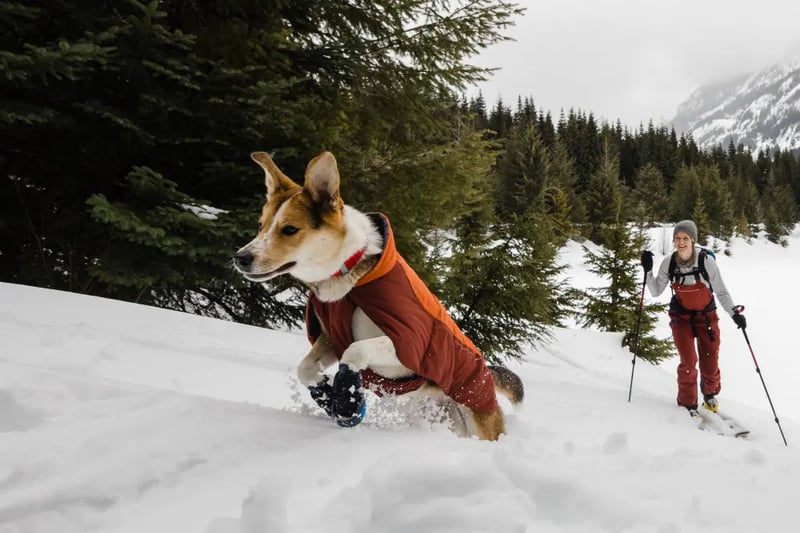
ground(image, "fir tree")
xmin=734 ymin=211 xmax=752 ymax=241
xmin=669 ymin=166 xmax=701 ymax=221
xmin=579 ymin=223 xmax=672 ymax=363
xmin=442 ymin=209 xmax=567 ymax=363
xmin=1 ymin=0 xmax=523 ymax=330
xmin=762 ymin=173 xmax=796 ymax=243
xmin=632 ymin=163 xmax=669 ymax=225
xmin=696 ymin=164 xmax=734 ymax=239
xmin=335 ymin=113 xmax=502 ymax=288
xmin=691 ymin=196 xmax=712 ymax=246
xmin=728 ymin=171 xmax=761 ymax=232
xmin=495 ymin=123 xmax=551 ymax=218
xmin=581 ymin=138 xmax=628 ymax=244
xmin=442 ymin=118 xmax=571 ymax=361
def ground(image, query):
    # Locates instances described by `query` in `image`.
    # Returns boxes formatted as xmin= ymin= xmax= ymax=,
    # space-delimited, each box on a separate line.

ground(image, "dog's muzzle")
xmin=233 ymin=250 xmax=295 ymax=282
xmin=233 ymin=250 xmax=255 ymax=271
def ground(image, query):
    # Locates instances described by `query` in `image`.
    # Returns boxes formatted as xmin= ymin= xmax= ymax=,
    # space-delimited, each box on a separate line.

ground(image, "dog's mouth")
xmin=242 ymin=261 xmax=296 ymax=282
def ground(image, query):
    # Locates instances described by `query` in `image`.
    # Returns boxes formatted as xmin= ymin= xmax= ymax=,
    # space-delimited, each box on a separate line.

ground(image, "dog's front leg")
xmin=298 ymin=332 xmax=339 ymax=417
xmin=330 ymin=336 xmax=396 ymax=428
xmin=297 ymin=332 xmax=338 ymax=386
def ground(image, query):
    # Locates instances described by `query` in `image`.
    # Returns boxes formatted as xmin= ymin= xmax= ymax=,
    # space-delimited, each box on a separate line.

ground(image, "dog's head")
xmin=233 ymin=151 xmax=347 ymax=283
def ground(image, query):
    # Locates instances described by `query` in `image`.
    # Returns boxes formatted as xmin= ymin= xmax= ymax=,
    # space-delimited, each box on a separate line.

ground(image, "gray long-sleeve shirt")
xmin=646 ymin=247 xmax=736 ymax=317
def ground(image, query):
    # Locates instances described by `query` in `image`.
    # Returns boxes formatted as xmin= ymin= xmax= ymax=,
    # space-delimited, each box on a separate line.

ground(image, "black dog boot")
xmin=331 ymin=363 xmax=366 ymax=427
xmin=308 ymin=376 xmax=335 ymax=417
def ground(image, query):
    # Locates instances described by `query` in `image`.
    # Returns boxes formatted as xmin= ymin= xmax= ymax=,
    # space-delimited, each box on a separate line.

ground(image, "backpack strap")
xmin=697 ymin=249 xmax=711 ymax=285
xmin=668 ymin=249 xmax=712 ymax=287
xmin=668 ymin=252 xmax=677 ymax=282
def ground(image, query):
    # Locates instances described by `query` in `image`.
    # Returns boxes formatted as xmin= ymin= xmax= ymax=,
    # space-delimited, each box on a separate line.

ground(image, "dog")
xmin=233 ymin=151 xmax=524 ymax=440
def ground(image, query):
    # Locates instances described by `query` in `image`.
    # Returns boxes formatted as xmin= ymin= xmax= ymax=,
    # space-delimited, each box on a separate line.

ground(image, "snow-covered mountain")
xmin=671 ymin=58 xmax=800 ymax=154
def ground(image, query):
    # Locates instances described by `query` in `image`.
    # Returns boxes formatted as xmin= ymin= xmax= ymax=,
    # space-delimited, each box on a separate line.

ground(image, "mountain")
xmin=671 ymin=58 xmax=800 ymax=154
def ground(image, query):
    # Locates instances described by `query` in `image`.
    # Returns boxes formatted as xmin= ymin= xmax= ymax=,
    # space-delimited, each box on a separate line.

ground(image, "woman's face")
xmin=674 ymin=231 xmax=693 ymax=260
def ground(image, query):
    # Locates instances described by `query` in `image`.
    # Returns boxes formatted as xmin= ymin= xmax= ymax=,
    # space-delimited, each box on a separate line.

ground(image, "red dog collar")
xmin=331 ymin=246 xmax=367 ymax=277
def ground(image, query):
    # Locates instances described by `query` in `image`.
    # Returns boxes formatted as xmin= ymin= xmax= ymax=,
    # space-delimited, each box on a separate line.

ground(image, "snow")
xmin=679 ymin=60 xmax=800 ymax=153
xmin=687 ymin=117 xmax=736 ymax=140
xmin=181 ymin=204 xmax=228 ymax=220
xmin=2 ymin=226 xmax=800 ymax=533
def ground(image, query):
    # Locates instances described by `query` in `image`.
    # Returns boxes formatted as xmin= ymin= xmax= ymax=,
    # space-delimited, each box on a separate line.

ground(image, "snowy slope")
xmin=2 ymin=228 xmax=800 ymax=533
xmin=671 ymin=58 xmax=800 ymax=153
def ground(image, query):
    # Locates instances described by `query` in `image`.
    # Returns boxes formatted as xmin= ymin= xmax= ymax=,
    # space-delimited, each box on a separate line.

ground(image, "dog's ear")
xmin=251 ymin=152 xmax=299 ymax=196
xmin=304 ymin=151 xmax=342 ymax=209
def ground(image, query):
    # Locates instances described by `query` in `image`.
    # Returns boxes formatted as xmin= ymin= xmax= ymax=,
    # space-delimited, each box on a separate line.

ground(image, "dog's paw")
xmin=308 ymin=376 xmax=334 ymax=417
xmin=332 ymin=363 xmax=366 ymax=427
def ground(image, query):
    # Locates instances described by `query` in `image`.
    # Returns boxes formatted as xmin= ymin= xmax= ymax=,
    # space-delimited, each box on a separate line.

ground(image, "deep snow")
xmin=1 ymin=226 xmax=799 ymax=533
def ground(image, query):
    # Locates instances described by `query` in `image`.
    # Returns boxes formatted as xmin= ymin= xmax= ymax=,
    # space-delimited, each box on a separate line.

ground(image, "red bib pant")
xmin=669 ymin=282 xmax=721 ymax=407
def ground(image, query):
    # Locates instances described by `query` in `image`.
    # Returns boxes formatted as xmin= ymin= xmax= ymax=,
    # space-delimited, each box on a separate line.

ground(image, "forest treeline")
xmin=466 ymin=94 xmax=799 ymax=245
xmin=2 ymin=1 xmax=798 ymax=363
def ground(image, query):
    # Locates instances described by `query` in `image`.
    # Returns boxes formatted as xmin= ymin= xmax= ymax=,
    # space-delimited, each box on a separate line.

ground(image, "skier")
xmin=640 ymin=220 xmax=746 ymax=418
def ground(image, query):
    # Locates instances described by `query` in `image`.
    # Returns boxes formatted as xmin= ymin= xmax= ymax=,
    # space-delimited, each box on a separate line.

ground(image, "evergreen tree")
xmin=467 ymin=93 xmax=489 ymax=129
xmin=548 ymin=142 xmax=582 ymax=231
xmin=696 ymin=164 xmax=734 ymax=239
xmin=494 ymin=120 xmax=576 ymax=239
xmin=669 ymin=166 xmax=701 ymax=221
xmin=618 ymin=130 xmax=640 ymax=187
xmin=691 ymin=196 xmax=712 ymax=246
xmin=734 ymin=210 xmax=752 ymax=241
xmin=443 ymin=118 xmax=571 ymax=361
xmin=339 ymin=119 xmax=500 ymax=288
xmin=442 ymin=208 xmax=568 ymax=363
xmin=632 ymin=163 xmax=669 ymax=225
xmin=487 ymin=97 xmax=513 ymax=137
xmin=558 ymin=110 xmax=601 ymax=194
xmin=578 ymin=223 xmax=672 ymax=363
xmin=538 ymin=110 xmax=557 ymax=149
xmin=678 ymin=134 xmax=702 ymax=168
xmin=495 ymin=123 xmax=551 ymax=218
xmin=728 ymin=171 xmax=761 ymax=232
xmin=581 ymin=138 xmax=628 ymax=244
xmin=762 ymin=173 xmax=797 ymax=243
xmin=1 ymin=0 xmax=523 ymax=329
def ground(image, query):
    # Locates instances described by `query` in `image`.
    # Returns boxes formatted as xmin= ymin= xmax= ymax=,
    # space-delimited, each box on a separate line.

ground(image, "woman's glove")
xmin=732 ymin=310 xmax=747 ymax=330
xmin=640 ymin=250 xmax=654 ymax=273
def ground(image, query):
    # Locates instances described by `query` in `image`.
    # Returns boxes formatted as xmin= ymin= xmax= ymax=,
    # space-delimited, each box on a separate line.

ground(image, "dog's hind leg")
xmin=468 ymin=407 xmax=506 ymax=441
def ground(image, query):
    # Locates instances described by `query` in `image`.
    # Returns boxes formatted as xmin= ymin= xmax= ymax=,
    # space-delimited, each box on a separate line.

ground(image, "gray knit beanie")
xmin=673 ymin=220 xmax=697 ymax=242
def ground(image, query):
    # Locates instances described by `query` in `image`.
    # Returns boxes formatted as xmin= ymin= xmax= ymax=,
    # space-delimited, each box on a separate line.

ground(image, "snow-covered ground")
xmin=2 ymin=226 xmax=799 ymax=533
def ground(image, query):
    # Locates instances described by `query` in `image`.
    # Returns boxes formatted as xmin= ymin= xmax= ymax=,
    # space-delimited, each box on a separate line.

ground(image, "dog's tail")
xmin=489 ymin=365 xmax=524 ymax=405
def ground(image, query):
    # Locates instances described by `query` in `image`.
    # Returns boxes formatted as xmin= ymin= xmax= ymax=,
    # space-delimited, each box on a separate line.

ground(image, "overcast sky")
xmin=471 ymin=0 xmax=800 ymax=128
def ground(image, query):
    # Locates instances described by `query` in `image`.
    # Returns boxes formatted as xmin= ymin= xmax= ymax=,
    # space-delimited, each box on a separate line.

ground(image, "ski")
xmin=717 ymin=410 xmax=750 ymax=438
xmin=694 ymin=407 xmax=749 ymax=438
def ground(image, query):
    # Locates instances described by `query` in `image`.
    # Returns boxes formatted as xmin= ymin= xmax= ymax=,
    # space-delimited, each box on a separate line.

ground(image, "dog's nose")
xmin=234 ymin=250 xmax=254 ymax=270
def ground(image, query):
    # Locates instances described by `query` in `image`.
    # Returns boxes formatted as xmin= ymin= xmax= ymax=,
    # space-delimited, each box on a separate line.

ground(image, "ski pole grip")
xmin=733 ymin=305 xmax=745 ymax=314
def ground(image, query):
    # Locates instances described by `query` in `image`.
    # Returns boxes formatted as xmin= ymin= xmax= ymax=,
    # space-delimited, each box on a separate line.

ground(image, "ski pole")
xmin=734 ymin=305 xmax=788 ymax=446
xmin=627 ymin=271 xmax=647 ymax=402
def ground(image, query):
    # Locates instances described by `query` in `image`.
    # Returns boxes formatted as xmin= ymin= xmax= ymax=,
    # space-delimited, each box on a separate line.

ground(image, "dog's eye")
xmin=281 ymin=225 xmax=299 ymax=236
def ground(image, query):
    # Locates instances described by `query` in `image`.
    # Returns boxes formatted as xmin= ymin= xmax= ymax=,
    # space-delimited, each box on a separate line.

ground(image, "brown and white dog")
xmin=234 ymin=151 xmax=524 ymax=440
